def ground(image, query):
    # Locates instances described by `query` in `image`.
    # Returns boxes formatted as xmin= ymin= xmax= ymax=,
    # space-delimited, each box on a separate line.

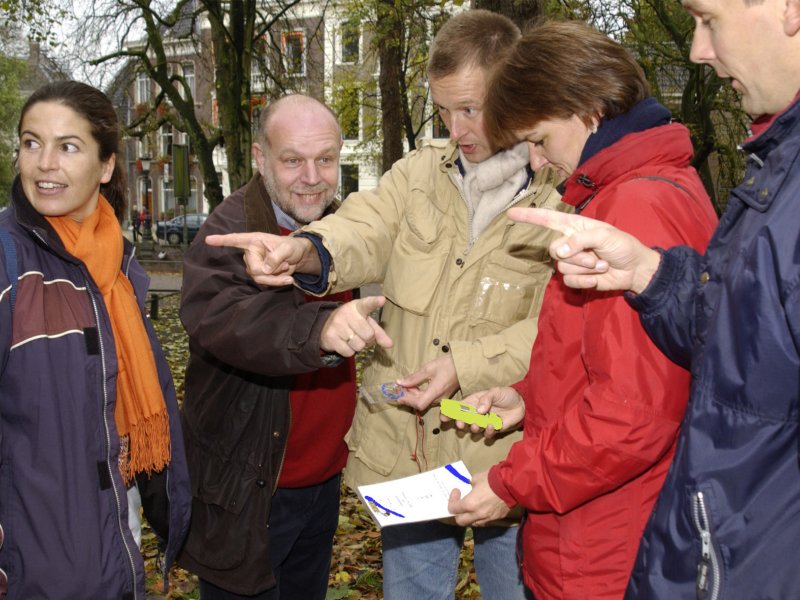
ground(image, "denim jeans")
xmin=200 ymin=473 xmax=341 ymax=600
xmin=381 ymin=520 xmax=533 ymax=600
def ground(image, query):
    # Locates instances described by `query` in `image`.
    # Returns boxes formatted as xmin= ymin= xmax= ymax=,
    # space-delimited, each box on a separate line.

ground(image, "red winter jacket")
xmin=488 ymin=123 xmax=718 ymax=599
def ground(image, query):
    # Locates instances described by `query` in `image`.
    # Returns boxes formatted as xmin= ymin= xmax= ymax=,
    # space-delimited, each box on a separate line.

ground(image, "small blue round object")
xmin=381 ymin=382 xmax=405 ymax=400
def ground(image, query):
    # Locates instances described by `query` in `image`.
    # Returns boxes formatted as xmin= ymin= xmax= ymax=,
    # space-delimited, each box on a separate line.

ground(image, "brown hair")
xmin=427 ymin=9 xmax=520 ymax=80
xmin=19 ymin=81 xmax=127 ymax=218
xmin=485 ymin=20 xmax=650 ymax=149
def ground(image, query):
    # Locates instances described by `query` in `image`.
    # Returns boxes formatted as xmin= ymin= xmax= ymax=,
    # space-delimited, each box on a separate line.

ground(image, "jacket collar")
xmin=579 ymin=97 xmax=672 ymax=167
xmin=730 ymin=94 xmax=800 ymax=214
xmin=561 ymin=122 xmax=694 ymax=211
xmin=741 ymin=93 xmax=800 ymax=162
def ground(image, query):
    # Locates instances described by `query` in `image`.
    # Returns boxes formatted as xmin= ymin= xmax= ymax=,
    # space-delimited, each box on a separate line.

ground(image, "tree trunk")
xmin=208 ymin=0 xmax=256 ymax=195
xmin=377 ymin=0 xmax=405 ymax=174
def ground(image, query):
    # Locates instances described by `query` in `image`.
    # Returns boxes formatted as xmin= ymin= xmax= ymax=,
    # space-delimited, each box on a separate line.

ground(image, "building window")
xmin=339 ymin=20 xmax=359 ymax=63
xmin=340 ymin=164 xmax=359 ymax=199
xmin=251 ymin=96 xmax=267 ymax=139
xmin=136 ymin=72 xmax=150 ymax=104
xmin=340 ymin=88 xmax=360 ymax=141
xmin=138 ymin=175 xmax=152 ymax=213
xmin=182 ymin=62 xmax=195 ymax=99
xmin=160 ymin=124 xmax=173 ymax=157
xmin=161 ymin=178 xmax=174 ymax=215
xmin=190 ymin=176 xmax=200 ymax=213
xmin=433 ymin=112 xmax=449 ymax=139
xmin=138 ymin=137 xmax=151 ymax=158
xmin=251 ymin=60 xmax=265 ymax=91
xmin=281 ymin=31 xmax=305 ymax=76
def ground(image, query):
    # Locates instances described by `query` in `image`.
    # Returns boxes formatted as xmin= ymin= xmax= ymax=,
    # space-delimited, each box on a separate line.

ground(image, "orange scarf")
xmin=47 ymin=196 xmax=170 ymax=484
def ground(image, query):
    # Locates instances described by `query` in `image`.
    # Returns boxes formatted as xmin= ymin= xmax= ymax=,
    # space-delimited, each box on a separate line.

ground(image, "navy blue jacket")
xmin=625 ymin=98 xmax=800 ymax=598
xmin=0 ymin=180 xmax=191 ymax=599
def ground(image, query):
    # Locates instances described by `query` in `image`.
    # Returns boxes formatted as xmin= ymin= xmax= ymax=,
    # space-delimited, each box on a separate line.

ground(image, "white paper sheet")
xmin=357 ymin=461 xmax=473 ymax=528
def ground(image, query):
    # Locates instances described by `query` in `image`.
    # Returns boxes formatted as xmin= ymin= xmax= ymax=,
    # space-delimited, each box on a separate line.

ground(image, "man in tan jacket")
xmin=209 ymin=10 xmax=567 ymax=600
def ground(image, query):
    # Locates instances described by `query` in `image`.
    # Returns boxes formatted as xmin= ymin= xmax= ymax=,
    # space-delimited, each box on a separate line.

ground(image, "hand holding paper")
xmin=448 ymin=470 xmax=513 ymax=527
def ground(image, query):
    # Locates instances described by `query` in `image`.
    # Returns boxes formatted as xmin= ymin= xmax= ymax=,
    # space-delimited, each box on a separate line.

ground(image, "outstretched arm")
xmin=205 ymin=232 xmax=321 ymax=286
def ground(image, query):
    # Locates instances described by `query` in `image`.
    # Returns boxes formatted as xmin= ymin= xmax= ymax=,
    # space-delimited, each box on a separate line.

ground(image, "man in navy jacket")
xmin=507 ymin=0 xmax=800 ymax=598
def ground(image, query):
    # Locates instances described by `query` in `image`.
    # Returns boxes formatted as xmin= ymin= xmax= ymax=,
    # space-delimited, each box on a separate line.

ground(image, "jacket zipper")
xmin=449 ymin=166 xmax=537 ymax=254
xmin=87 ymin=278 xmax=140 ymax=600
xmin=692 ymin=490 xmax=720 ymax=600
xmin=272 ymin=406 xmax=291 ymax=494
xmin=449 ymin=169 xmax=476 ymax=255
xmin=575 ymin=174 xmax=599 ymax=213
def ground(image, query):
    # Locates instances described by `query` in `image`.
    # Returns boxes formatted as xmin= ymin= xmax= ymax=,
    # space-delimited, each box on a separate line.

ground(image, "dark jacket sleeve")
xmin=180 ymin=187 xmax=338 ymax=376
xmin=627 ymin=245 xmax=704 ymax=369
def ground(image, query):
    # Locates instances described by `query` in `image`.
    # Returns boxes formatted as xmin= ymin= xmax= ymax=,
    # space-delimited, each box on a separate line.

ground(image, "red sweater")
xmin=277 ymin=228 xmax=356 ymax=488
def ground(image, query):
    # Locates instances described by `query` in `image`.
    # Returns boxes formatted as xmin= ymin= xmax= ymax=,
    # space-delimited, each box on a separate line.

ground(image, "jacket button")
xmin=433 ymin=338 xmax=440 ymax=346
xmin=432 ymin=428 xmax=440 ymax=435
xmin=699 ymin=271 xmax=710 ymax=284
xmin=442 ymin=345 xmax=450 ymax=353
xmin=445 ymin=162 xmax=453 ymax=168
xmin=272 ymin=431 xmax=281 ymax=439
xmin=256 ymin=479 xmax=267 ymax=488
xmin=455 ymin=258 xmax=464 ymax=266
xmin=759 ymin=188 xmax=769 ymax=200
xmin=746 ymin=176 xmax=756 ymax=186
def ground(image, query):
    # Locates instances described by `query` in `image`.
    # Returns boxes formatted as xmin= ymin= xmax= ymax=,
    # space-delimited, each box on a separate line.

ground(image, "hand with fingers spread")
xmin=448 ymin=471 xmax=513 ymax=527
xmin=394 ymin=354 xmax=459 ymax=412
xmin=205 ymin=232 xmax=320 ymax=286
xmin=320 ymin=296 xmax=393 ymax=357
xmin=448 ymin=387 xmax=525 ymax=438
xmin=507 ymin=207 xmax=662 ymax=294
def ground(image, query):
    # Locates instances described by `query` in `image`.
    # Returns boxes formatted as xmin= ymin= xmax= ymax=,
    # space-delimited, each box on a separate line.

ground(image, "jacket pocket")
xmin=182 ymin=493 xmax=254 ymax=572
xmin=346 ymin=389 xmax=412 ymax=477
xmin=468 ymin=250 xmax=552 ymax=329
xmin=383 ymin=223 xmax=449 ymax=317
xmin=692 ymin=486 xmax=724 ymax=600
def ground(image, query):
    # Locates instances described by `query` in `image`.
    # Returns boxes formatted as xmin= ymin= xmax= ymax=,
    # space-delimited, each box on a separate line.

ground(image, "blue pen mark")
xmin=364 ymin=495 xmax=405 ymax=518
xmin=446 ymin=464 xmax=471 ymax=485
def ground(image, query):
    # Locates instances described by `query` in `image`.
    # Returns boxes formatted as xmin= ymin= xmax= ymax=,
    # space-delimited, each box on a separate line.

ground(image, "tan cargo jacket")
xmin=303 ymin=140 xmax=570 ymax=491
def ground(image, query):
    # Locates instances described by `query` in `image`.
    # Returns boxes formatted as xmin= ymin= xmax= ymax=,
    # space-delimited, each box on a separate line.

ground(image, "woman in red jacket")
xmin=447 ymin=21 xmax=718 ymax=599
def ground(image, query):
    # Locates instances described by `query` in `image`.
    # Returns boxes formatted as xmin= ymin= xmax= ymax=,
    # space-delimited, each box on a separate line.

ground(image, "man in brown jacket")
xmin=178 ymin=94 xmax=390 ymax=599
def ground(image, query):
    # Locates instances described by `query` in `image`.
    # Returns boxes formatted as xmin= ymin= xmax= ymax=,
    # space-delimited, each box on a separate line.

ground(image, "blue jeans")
xmin=200 ymin=473 xmax=341 ymax=600
xmin=381 ymin=520 xmax=533 ymax=600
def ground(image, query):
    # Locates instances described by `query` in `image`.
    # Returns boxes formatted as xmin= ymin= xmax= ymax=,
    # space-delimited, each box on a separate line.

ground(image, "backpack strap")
xmin=0 ymin=225 xmax=18 ymax=314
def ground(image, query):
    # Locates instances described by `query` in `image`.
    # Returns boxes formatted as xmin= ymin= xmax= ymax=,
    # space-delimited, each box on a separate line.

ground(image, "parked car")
xmin=155 ymin=213 xmax=208 ymax=245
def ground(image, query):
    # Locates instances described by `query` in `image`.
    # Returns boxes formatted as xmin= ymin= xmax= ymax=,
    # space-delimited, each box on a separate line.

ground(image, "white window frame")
xmin=160 ymin=124 xmax=173 ymax=157
xmin=281 ymin=30 xmax=306 ymax=77
xmin=182 ymin=61 xmax=195 ymax=99
xmin=136 ymin=72 xmax=150 ymax=104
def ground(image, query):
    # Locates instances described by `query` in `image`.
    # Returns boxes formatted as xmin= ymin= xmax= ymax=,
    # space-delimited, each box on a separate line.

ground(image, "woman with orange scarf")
xmin=0 ymin=81 xmax=190 ymax=599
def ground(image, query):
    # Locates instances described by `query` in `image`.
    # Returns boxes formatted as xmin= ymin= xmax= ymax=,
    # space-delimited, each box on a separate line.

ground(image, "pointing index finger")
xmin=205 ymin=232 xmax=265 ymax=250
xmin=507 ymin=207 xmax=579 ymax=237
